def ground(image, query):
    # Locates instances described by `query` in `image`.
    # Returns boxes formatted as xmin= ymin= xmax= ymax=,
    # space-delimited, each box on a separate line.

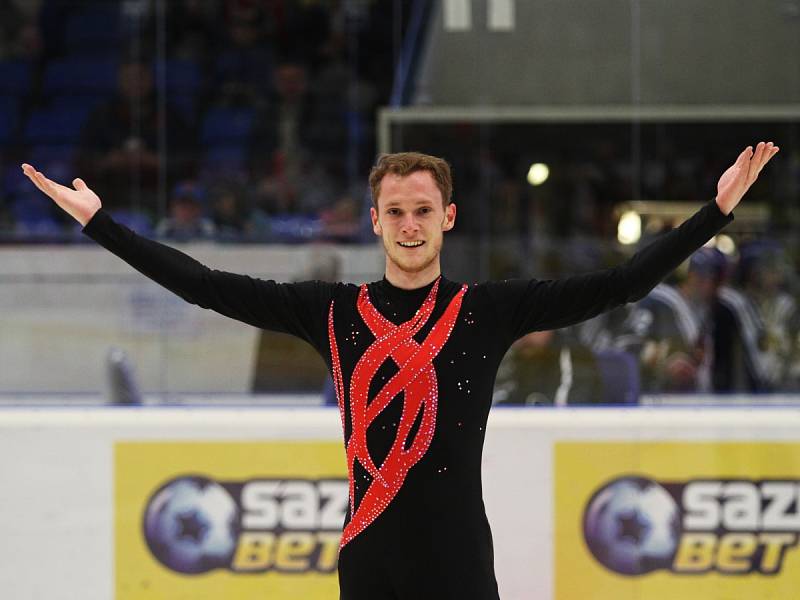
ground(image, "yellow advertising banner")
xmin=115 ymin=441 xmax=347 ymax=600
xmin=555 ymin=442 xmax=800 ymax=600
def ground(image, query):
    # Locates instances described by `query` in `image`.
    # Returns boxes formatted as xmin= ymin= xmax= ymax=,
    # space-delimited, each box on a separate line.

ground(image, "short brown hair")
xmin=368 ymin=152 xmax=453 ymax=209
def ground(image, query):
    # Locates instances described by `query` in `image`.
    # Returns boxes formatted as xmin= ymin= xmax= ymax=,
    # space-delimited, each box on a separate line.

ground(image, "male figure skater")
xmin=22 ymin=142 xmax=778 ymax=599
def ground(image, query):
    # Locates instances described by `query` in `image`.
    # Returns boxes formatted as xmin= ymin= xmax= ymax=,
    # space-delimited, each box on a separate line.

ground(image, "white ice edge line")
xmin=485 ymin=407 xmax=800 ymax=427
xmin=0 ymin=407 xmax=342 ymax=428
xmin=2 ymin=406 xmax=800 ymax=428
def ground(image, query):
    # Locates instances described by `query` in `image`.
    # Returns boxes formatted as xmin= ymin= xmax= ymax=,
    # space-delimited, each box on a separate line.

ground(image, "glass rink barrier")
xmin=5 ymin=240 xmax=800 ymax=403
xmin=2 ymin=405 xmax=800 ymax=599
xmin=1 ymin=1 xmax=799 ymax=599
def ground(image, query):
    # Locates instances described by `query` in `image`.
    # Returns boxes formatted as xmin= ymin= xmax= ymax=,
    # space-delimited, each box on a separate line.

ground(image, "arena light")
xmin=715 ymin=234 xmax=736 ymax=255
xmin=617 ymin=210 xmax=641 ymax=245
xmin=526 ymin=163 xmax=549 ymax=186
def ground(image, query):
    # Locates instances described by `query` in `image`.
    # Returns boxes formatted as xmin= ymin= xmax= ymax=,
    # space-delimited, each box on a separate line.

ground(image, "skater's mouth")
xmin=398 ymin=241 xmax=425 ymax=248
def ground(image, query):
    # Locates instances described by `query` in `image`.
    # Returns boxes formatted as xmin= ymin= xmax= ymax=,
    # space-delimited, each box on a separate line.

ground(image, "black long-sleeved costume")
xmin=83 ymin=200 xmax=732 ymax=599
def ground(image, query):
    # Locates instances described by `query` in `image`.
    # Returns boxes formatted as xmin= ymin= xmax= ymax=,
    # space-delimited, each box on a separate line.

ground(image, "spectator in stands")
xmin=578 ymin=306 xmax=633 ymax=352
xmin=259 ymin=0 xmax=331 ymax=69
xmin=319 ymin=193 xmax=360 ymax=242
xmin=249 ymin=57 xmax=313 ymax=174
xmin=618 ymin=244 xmax=791 ymax=396
xmin=211 ymin=1 xmax=274 ymax=107
xmin=717 ymin=241 xmax=799 ymax=391
xmin=620 ymin=247 xmax=727 ymax=393
xmin=163 ymin=0 xmax=218 ymax=62
xmin=37 ymin=0 xmax=72 ymax=60
xmin=249 ymin=159 xmax=337 ymax=217
xmin=155 ymin=180 xmax=215 ymax=241
xmin=77 ymin=56 xmax=194 ymax=216
xmin=0 ymin=0 xmax=42 ymax=60
xmin=248 ymin=55 xmax=346 ymax=215
xmin=493 ymin=328 xmax=604 ymax=405
xmin=209 ymin=179 xmax=250 ymax=240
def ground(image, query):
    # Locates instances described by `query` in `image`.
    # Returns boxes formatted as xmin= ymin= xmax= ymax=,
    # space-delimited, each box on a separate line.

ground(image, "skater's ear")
xmin=371 ymin=206 xmax=383 ymax=236
xmin=442 ymin=202 xmax=456 ymax=232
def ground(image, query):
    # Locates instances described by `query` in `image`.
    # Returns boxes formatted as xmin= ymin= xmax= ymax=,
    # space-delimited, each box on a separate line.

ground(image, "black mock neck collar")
xmin=377 ymin=274 xmax=442 ymax=295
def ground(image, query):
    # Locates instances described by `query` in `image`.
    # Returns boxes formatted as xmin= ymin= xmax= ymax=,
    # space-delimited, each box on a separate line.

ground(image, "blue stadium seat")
xmin=200 ymin=108 xmax=256 ymax=144
xmin=155 ymin=59 xmax=202 ymax=93
xmin=43 ymin=57 xmax=119 ymax=96
xmin=14 ymin=220 xmax=63 ymax=238
xmin=10 ymin=191 xmax=60 ymax=233
xmin=268 ymin=214 xmax=324 ymax=243
xmin=168 ymin=94 xmax=197 ymax=122
xmin=107 ymin=209 xmax=154 ymax=236
xmin=154 ymin=60 xmax=202 ymax=121
xmin=0 ymin=96 xmax=19 ymax=145
xmin=3 ymin=163 xmax=26 ymax=198
xmin=203 ymin=145 xmax=247 ymax=173
xmin=57 ymin=94 xmax=109 ymax=112
xmin=63 ymin=8 xmax=122 ymax=54
xmin=4 ymin=153 xmax=75 ymax=201
xmin=26 ymin=144 xmax=77 ymax=166
xmin=213 ymin=49 xmax=273 ymax=94
xmin=24 ymin=106 xmax=92 ymax=144
xmin=0 ymin=60 xmax=32 ymax=95
xmin=22 ymin=145 xmax=77 ymax=185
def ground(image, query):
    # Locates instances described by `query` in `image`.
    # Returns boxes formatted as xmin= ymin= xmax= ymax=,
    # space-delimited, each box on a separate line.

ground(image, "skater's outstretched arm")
xmin=21 ymin=164 xmax=335 ymax=348
xmin=485 ymin=142 xmax=780 ymax=342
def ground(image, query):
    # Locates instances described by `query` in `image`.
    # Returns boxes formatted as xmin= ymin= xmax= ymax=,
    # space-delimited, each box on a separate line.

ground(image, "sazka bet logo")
xmin=583 ymin=476 xmax=800 ymax=576
xmin=142 ymin=475 xmax=348 ymax=575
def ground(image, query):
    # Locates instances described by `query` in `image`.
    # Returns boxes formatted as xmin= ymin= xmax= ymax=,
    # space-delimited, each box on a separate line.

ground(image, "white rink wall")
xmin=3 ymin=406 xmax=800 ymax=599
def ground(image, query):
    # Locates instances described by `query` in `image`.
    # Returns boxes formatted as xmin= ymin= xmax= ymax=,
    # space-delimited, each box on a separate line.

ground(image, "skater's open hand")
xmin=21 ymin=164 xmax=102 ymax=226
xmin=716 ymin=141 xmax=779 ymax=215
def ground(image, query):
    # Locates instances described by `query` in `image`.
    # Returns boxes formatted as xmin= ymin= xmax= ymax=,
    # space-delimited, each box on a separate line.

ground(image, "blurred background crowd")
xmin=1 ymin=0 xmax=799 ymax=403
xmin=495 ymin=243 xmax=800 ymax=404
xmin=0 ymin=0 xmax=399 ymax=243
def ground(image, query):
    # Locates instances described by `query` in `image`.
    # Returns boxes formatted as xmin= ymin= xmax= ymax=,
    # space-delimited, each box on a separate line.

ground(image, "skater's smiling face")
xmin=370 ymin=170 xmax=456 ymax=289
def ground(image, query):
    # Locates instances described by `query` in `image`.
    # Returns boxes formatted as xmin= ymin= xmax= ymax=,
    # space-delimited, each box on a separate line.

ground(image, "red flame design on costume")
xmin=328 ymin=277 xmax=467 ymax=548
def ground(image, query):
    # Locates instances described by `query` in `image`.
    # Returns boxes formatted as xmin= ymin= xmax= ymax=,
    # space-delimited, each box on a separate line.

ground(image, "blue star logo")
xmin=616 ymin=510 xmax=649 ymax=545
xmin=176 ymin=510 xmax=208 ymax=544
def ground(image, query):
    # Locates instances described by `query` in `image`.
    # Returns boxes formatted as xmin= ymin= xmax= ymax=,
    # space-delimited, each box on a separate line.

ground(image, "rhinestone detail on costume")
xmin=328 ymin=277 xmax=467 ymax=549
